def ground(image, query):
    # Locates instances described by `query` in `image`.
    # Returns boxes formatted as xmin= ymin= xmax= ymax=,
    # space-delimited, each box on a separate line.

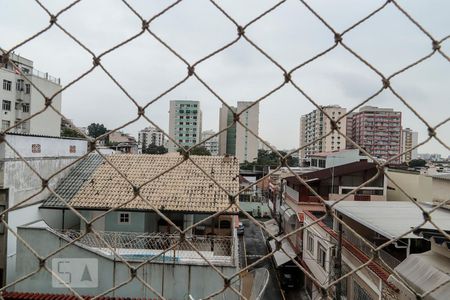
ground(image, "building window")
xmin=31 ymin=144 xmax=41 ymax=153
xmin=3 ymin=80 xmax=11 ymax=91
xmin=306 ymin=231 xmax=314 ymax=253
xmin=69 ymin=145 xmax=76 ymax=153
xmin=119 ymin=212 xmax=130 ymax=224
xmin=22 ymin=103 xmax=30 ymax=113
xmin=318 ymin=160 xmax=326 ymax=168
xmin=317 ymin=243 xmax=327 ymax=270
xmin=25 ymin=83 xmax=30 ymax=94
xmin=16 ymin=79 xmax=24 ymax=91
xmin=1 ymin=120 xmax=10 ymax=130
xmin=2 ymin=100 xmax=11 ymax=111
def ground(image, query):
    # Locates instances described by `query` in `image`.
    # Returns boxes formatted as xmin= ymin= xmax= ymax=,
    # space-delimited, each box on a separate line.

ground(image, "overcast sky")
xmin=1 ymin=0 xmax=449 ymax=156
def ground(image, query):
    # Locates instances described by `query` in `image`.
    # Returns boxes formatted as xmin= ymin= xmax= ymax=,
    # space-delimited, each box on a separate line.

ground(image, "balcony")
xmin=342 ymin=229 xmax=401 ymax=270
xmin=57 ymin=230 xmax=236 ymax=266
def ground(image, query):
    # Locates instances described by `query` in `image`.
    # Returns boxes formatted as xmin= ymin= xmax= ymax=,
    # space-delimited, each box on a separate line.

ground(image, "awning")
xmin=392 ymin=252 xmax=450 ymax=299
xmin=268 ymin=238 xmax=297 ymax=268
xmin=263 ymin=219 xmax=279 ymax=236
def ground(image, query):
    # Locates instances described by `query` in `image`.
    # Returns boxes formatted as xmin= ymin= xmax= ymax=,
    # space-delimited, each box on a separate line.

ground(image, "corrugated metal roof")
xmin=41 ymin=154 xmax=104 ymax=208
xmin=327 ymin=201 xmax=450 ymax=239
xmin=42 ymin=154 xmax=239 ymax=213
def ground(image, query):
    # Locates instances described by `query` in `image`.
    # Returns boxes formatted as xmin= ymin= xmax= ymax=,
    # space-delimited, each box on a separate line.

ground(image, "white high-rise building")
xmin=1 ymin=52 xmax=62 ymax=136
xmin=201 ymin=130 xmax=219 ymax=156
xmin=138 ymin=126 xmax=165 ymax=150
xmin=218 ymin=101 xmax=259 ymax=163
xmin=401 ymin=128 xmax=418 ymax=163
xmin=299 ymin=105 xmax=347 ymax=163
xmin=168 ymin=100 xmax=202 ymax=152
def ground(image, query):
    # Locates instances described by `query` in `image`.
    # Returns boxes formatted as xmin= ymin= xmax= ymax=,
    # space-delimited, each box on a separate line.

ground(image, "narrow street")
xmin=239 ymin=218 xmax=283 ymax=300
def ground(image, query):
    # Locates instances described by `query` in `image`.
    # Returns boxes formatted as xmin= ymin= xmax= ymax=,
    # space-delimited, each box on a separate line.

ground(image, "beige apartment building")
xmin=401 ymin=127 xmax=418 ymax=163
xmin=219 ymin=102 xmax=259 ymax=163
xmin=299 ymin=105 xmax=347 ymax=163
xmin=1 ymin=52 xmax=62 ymax=136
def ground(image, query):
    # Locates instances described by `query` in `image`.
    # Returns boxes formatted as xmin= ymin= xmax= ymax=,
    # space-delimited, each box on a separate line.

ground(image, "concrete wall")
xmin=236 ymin=102 xmax=259 ymax=163
xmin=28 ymin=75 xmax=62 ymax=137
xmin=13 ymin=226 xmax=240 ymax=299
xmin=386 ymin=169 xmax=432 ymax=202
xmin=0 ymin=134 xmax=87 ymax=285
xmin=432 ymin=178 xmax=450 ymax=207
xmin=5 ymin=203 xmax=41 ymax=284
xmin=1 ymin=134 xmax=87 ymax=159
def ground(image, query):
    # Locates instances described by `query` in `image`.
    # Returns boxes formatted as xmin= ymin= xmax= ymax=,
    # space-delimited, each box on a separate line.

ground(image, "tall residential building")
xmin=201 ymin=130 xmax=219 ymax=156
xmin=168 ymin=100 xmax=202 ymax=152
xmin=348 ymin=106 xmax=402 ymax=162
xmin=138 ymin=126 xmax=165 ymax=149
xmin=219 ymin=102 xmax=259 ymax=163
xmin=1 ymin=52 xmax=62 ymax=136
xmin=401 ymin=128 xmax=418 ymax=163
xmin=299 ymin=105 xmax=347 ymax=161
xmin=218 ymin=105 xmax=237 ymax=156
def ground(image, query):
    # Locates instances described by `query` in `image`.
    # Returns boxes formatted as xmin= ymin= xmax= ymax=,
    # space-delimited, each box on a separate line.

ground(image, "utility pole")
xmin=335 ymin=214 xmax=343 ymax=299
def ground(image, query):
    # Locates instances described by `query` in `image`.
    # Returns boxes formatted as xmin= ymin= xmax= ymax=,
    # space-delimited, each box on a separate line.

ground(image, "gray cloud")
xmin=1 ymin=0 xmax=449 ymax=155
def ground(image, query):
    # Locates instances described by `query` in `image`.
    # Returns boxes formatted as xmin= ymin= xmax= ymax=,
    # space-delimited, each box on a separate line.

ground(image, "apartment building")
xmin=347 ymin=106 xmax=402 ymax=163
xmin=401 ymin=127 xmax=418 ymax=163
xmin=218 ymin=102 xmax=259 ymax=163
xmin=168 ymin=100 xmax=202 ymax=152
xmin=138 ymin=126 xmax=165 ymax=149
xmin=299 ymin=105 xmax=347 ymax=163
xmin=201 ymin=130 xmax=219 ymax=155
xmin=218 ymin=104 xmax=236 ymax=156
xmin=1 ymin=52 xmax=62 ymax=136
xmin=302 ymin=202 xmax=450 ymax=300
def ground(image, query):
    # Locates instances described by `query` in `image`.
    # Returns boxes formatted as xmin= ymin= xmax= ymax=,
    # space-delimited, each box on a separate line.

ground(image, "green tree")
xmin=61 ymin=127 xmax=84 ymax=138
xmin=408 ymin=159 xmax=427 ymax=168
xmin=143 ymin=143 xmax=168 ymax=154
xmin=87 ymin=123 xmax=108 ymax=138
xmin=239 ymin=149 xmax=299 ymax=168
xmin=178 ymin=145 xmax=211 ymax=156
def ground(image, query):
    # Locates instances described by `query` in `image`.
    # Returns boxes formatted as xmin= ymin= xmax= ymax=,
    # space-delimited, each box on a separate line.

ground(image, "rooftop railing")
xmin=57 ymin=230 xmax=236 ymax=266
xmin=31 ymin=68 xmax=60 ymax=85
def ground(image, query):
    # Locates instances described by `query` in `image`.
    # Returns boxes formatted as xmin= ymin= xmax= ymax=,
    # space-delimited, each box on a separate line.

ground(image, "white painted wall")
xmin=14 ymin=226 xmax=240 ymax=299
xmin=28 ymin=75 xmax=62 ymax=137
xmin=1 ymin=134 xmax=87 ymax=285
xmin=236 ymin=102 xmax=259 ymax=163
xmin=2 ymin=134 xmax=86 ymax=159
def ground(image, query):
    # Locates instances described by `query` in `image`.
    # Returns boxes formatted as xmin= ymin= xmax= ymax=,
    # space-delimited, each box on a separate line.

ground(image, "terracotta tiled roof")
xmin=303 ymin=211 xmax=399 ymax=292
xmin=42 ymin=154 xmax=239 ymax=213
xmin=0 ymin=292 xmax=149 ymax=300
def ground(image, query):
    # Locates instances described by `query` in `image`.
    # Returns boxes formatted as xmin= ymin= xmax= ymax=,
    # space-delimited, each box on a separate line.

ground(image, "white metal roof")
xmin=327 ymin=201 xmax=450 ymax=239
xmin=269 ymin=239 xmax=297 ymax=267
xmin=392 ymin=251 xmax=450 ymax=299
